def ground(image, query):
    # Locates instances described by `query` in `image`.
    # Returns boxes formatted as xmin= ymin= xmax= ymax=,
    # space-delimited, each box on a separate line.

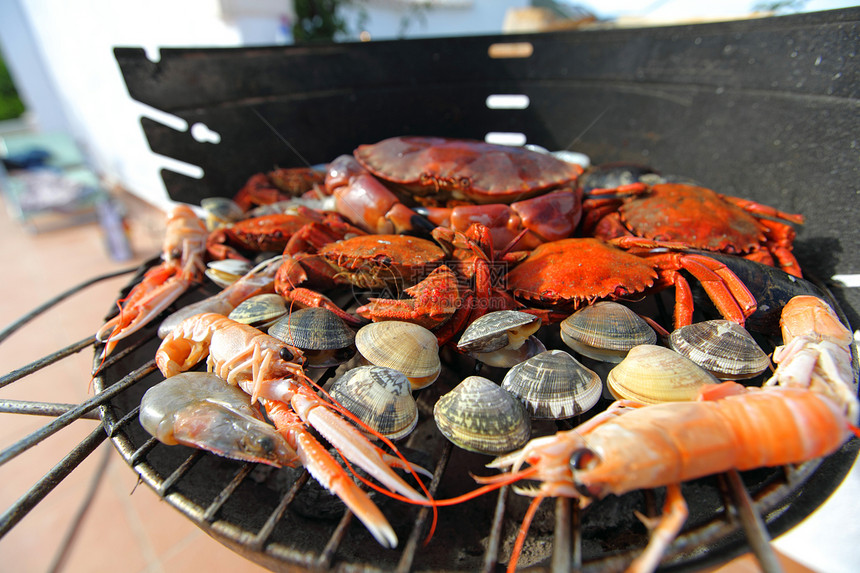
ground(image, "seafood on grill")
xmin=139 ymin=371 xmax=295 ymax=466
xmin=505 ymin=237 xmax=757 ymax=328
xmin=354 ymin=320 xmax=441 ymax=390
xmin=416 ymin=187 xmax=584 ymax=252
xmin=476 ymin=382 xmax=855 ymax=573
xmin=434 ymin=376 xmax=531 ymax=456
xmin=96 ymin=204 xmax=208 ymax=359
xmin=267 ymin=307 xmax=356 ymax=368
xmin=156 ymin=312 xmax=431 ymax=547
xmin=583 ymin=182 xmax=806 ymax=277
xmin=329 ymin=366 xmax=419 ymax=441
xmin=353 ymin=136 xmax=583 ymax=205
xmin=232 ymin=166 xmax=326 ymax=211
xmin=669 ymin=319 xmax=771 ymax=380
xmin=606 ymin=344 xmax=720 ymax=404
xmin=559 ymin=301 xmax=658 ymax=362
xmin=501 ymin=349 xmax=602 ymax=419
xmin=158 ymin=255 xmax=284 ymax=339
xmin=765 ymin=295 xmax=859 ymax=423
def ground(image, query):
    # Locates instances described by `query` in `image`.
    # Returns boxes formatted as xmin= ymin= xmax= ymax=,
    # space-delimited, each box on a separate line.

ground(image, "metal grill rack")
xmin=0 ymin=259 xmax=857 ymax=572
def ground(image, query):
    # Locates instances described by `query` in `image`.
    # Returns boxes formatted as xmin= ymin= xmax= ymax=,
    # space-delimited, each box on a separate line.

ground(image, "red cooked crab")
xmin=583 ymin=183 xmax=805 ymax=277
xmin=505 ymin=237 xmax=757 ymax=328
xmin=353 ymin=136 xmax=583 ymax=205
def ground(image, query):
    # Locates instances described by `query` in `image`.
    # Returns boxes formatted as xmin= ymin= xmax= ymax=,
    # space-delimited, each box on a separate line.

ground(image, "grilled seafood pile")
xmin=98 ymin=137 xmax=858 ymax=571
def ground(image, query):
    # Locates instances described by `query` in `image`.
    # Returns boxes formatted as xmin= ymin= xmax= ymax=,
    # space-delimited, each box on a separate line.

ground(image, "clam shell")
xmin=457 ymin=310 xmax=541 ymax=353
xmin=560 ymin=301 xmax=656 ymax=362
xmin=669 ymin=320 xmax=770 ymax=379
xmin=470 ymin=335 xmax=547 ymax=368
xmin=201 ymin=197 xmax=244 ymax=230
xmin=355 ymin=321 xmax=441 ymax=390
xmin=268 ymin=308 xmax=356 ymax=367
xmin=434 ymin=376 xmax=530 ymax=455
xmin=205 ymin=259 xmax=253 ymax=288
xmin=329 ymin=366 xmax=418 ymax=441
xmin=502 ymin=350 xmax=602 ymax=419
xmin=228 ymin=294 xmax=288 ymax=328
xmin=607 ymin=344 xmax=719 ymax=404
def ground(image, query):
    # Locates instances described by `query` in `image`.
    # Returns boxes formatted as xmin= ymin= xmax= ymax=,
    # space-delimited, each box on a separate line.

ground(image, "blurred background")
xmin=0 ymin=2 xmax=857 ymax=572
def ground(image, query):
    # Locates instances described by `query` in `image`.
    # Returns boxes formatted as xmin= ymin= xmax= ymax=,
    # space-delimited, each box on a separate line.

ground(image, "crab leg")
xmin=261 ymin=398 xmax=399 ymax=548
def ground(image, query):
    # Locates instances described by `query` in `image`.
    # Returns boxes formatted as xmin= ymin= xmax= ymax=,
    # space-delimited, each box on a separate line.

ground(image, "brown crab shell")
xmin=355 ymin=321 xmax=441 ymax=390
xmin=457 ymin=310 xmax=541 ymax=353
xmin=227 ymin=293 xmax=288 ymax=329
xmin=668 ymin=320 xmax=771 ymax=380
xmin=560 ymin=301 xmax=657 ymax=362
xmin=353 ymin=136 xmax=582 ymax=204
xmin=329 ymin=366 xmax=418 ymax=441
xmin=501 ymin=350 xmax=602 ymax=419
xmin=606 ymin=344 xmax=720 ymax=404
xmin=267 ymin=308 xmax=356 ymax=368
xmin=433 ymin=376 xmax=531 ymax=455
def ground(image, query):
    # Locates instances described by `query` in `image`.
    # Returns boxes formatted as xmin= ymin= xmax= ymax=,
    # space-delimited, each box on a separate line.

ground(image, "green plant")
xmin=0 ymin=48 xmax=25 ymax=121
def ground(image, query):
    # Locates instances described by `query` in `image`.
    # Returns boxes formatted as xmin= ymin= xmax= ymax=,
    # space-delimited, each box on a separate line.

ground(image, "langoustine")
xmin=96 ymin=205 xmax=208 ymax=359
xmin=764 ymin=295 xmax=859 ymax=423
xmin=481 ymin=383 xmax=854 ymax=573
xmin=155 ymin=312 xmax=430 ymax=548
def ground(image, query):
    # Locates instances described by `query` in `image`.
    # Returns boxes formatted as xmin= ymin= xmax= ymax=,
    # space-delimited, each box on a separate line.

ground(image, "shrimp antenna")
xmin=250 ymin=106 xmax=314 ymax=168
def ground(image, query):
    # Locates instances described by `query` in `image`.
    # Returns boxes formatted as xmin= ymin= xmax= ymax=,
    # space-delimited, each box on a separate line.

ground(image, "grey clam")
xmin=227 ymin=293 xmax=287 ymax=328
xmin=560 ymin=301 xmax=656 ymax=362
xmin=669 ymin=320 xmax=770 ymax=380
xmin=268 ymin=307 xmax=356 ymax=367
xmin=434 ymin=376 xmax=530 ymax=455
xmin=502 ymin=350 xmax=601 ymax=419
xmin=329 ymin=366 xmax=418 ymax=441
xmin=470 ymin=335 xmax=547 ymax=368
xmin=457 ymin=310 xmax=541 ymax=353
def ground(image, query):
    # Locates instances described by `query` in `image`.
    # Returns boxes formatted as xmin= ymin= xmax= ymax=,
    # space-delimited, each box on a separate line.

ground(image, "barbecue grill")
xmin=1 ymin=7 xmax=858 ymax=572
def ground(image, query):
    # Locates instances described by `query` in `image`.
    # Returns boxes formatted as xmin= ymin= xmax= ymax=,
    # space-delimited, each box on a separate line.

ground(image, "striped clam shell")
xmin=607 ymin=344 xmax=719 ymax=404
xmin=669 ymin=320 xmax=770 ymax=379
xmin=434 ymin=376 xmax=531 ymax=456
xmin=457 ymin=310 xmax=541 ymax=353
xmin=329 ymin=366 xmax=418 ymax=441
xmin=501 ymin=350 xmax=601 ymax=419
xmin=560 ymin=301 xmax=656 ymax=362
xmin=469 ymin=335 xmax=547 ymax=369
xmin=227 ymin=294 xmax=287 ymax=328
xmin=268 ymin=308 xmax=356 ymax=367
xmin=356 ymin=321 xmax=441 ymax=390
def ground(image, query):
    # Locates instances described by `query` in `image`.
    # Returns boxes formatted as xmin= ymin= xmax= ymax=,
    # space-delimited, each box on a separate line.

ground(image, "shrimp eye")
xmin=279 ymin=347 xmax=294 ymax=362
xmin=570 ymin=447 xmax=597 ymax=471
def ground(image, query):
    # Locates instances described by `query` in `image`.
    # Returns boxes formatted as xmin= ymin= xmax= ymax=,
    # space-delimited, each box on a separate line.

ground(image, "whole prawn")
xmin=156 ymin=312 xmax=431 ymax=548
xmin=765 ymin=295 xmax=859 ymax=423
xmin=479 ymin=383 xmax=855 ymax=573
xmin=96 ymin=204 xmax=208 ymax=358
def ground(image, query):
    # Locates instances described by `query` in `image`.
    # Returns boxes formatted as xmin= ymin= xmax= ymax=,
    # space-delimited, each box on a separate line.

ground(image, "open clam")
xmin=328 ymin=366 xmax=418 ymax=441
xmin=501 ymin=350 xmax=601 ymax=419
xmin=268 ymin=307 xmax=356 ymax=368
xmin=457 ymin=310 xmax=541 ymax=353
xmin=205 ymin=259 xmax=253 ymax=288
xmin=669 ymin=320 xmax=770 ymax=380
xmin=355 ymin=321 xmax=441 ymax=390
xmin=227 ymin=293 xmax=287 ymax=329
xmin=434 ymin=376 xmax=530 ymax=455
xmin=607 ymin=344 xmax=719 ymax=404
xmin=470 ymin=335 xmax=547 ymax=368
xmin=560 ymin=301 xmax=656 ymax=362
